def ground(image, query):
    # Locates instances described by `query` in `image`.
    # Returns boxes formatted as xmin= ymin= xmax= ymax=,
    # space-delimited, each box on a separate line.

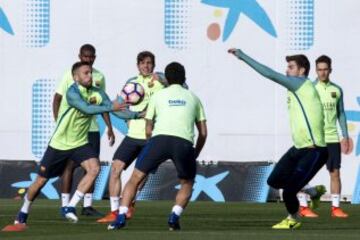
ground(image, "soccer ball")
xmin=120 ymin=82 xmax=145 ymax=105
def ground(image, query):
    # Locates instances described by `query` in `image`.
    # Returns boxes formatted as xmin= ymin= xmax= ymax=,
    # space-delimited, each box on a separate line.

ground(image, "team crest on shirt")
xmin=148 ymin=81 xmax=154 ymax=88
xmin=89 ymin=96 xmax=97 ymax=104
xmin=331 ymin=92 xmax=337 ymax=98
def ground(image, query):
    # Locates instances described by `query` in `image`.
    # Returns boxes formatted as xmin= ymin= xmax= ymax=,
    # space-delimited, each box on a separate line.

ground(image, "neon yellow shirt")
xmin=288 ymin=80 xmax=326 ymax=148
xmin=56 ymin=68 xmax=105 ymax=132
xmin=50 ymin=83 xmax=112 ymax=150
xmin=314 ymin=80 xmax=348 ymax=143
xmin=145 ymin=84 xmax=206 ymax=143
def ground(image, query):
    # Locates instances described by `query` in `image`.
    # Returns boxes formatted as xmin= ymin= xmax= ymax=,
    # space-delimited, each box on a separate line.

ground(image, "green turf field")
xmin=0 ymin=199 xmax=359 ymax=240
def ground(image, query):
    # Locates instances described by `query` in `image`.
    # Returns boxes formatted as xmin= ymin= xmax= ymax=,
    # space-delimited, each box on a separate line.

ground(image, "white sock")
xmin=61 ymin=193 xmax=70 ymax=207
xmin=298 ymin=193 xmax=308 ymax=207
xmin=172 ymin=205 xmax=183 ymax=216
xmin=287 ymin=213 xmax=299 ymax=220
xmin=20 ymin=194 xmax=32 ymax=214
xmin=332 ymin=194 xmax=340 ymax=207
xmin=119 ymin=206 xmax=128 ymax=215
xmin=68 ymin=190 xmax=84 ymax=208
xmin=110 ymin=197 xmax=120 ymax=212
xmin=83 ymin=193 xmax=93 ymax=208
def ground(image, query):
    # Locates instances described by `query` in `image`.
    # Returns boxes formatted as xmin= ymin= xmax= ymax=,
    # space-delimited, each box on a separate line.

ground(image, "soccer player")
xmin=108 ymin=62 xmax=207 ymax=231
xmin=53 ymin=44 xmax=113 ymax=216
xmin=298 ymin=55 xmax=351 ymax=218
xmin=228 ymin=48 xmax=328 ymax=229
xmin=97 ymin=51 xmax=166 ymax=223
xmin=2 ymin=62 xmax=138 ymax=232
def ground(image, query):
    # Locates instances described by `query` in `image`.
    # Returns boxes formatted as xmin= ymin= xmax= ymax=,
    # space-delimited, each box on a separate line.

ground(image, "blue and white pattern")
xmin=93 ymin=165 xmax=112 ymax=200
xmin=164 ymin=0 xmax=190 ymax=49
xmin=137 ymin=166 xmax=165 ymax=200
xmin=242 ymin=165 xmax=273 ymax=203
xmin=24 ymin=0 xmax=50 ymax=48
xmin=352 ymin=164 xmax=360 ymax=204
xmin=31 ymin=79 xmax=56 ymax=159
xmin=288 ymin=0 xmax=314 ymax=50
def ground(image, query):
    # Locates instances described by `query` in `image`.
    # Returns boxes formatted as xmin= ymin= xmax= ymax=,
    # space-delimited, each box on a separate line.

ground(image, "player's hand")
xmin=151 ymin=73 xmax=160 ymax=81
xmin=137 ymin=110 xmax=146 ymax=119
xmin=107 ymin=128 xmax=115 ymax=147
xmin=227 ymin=48 xmax=237 ymax=55
xmin=112 ymin=97 xmax=128 ymax=111
xmin=341 ymin=137 xmax=353 ymax=155
xmin=228 ymin=48 xmax=243 ymax=57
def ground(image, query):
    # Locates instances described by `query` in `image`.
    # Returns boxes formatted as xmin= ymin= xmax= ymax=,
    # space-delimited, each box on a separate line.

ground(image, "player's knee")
xmin=88 ymin=164 xmax=100 ymax=178
xmin=129 ymin=174 xmax=144 ymax=186
xmin=180 ymin=179 xmax=194 ymax=187
xmin=110 ymin=164 xmax=123 ymax=178
xmin=330 ymin=170 xmax=340 ymax=180
xmin=35 ymin=176 xmax=48 ymax=187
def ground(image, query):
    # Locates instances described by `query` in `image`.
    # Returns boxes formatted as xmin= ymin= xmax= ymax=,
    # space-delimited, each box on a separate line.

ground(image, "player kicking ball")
xmin=107 ymin=62 xmax=207 ymax=231
xmin=2 ymin=62 xmax=139 ymax=232
xmin=229 ymin=48 xmax=328 ymax=229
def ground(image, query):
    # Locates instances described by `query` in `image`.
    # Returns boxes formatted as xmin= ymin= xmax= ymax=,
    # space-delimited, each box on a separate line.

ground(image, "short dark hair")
xmin=316 ymin=55 xmax=332 ymax=69
xmin=72 ymin=61 xmax=91 ymax=76
xmin=165 ymin=62 xmax=186 ymax=85
xmin=286 ymin=54 xmax=310 ymax=76
xmin=80 ymin=44 xmax=96 ymax=55
xmin=137 ymin=51 xmax=155 ymax=66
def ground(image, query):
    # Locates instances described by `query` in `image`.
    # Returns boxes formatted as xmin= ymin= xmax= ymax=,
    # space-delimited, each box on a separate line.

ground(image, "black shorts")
xmin=326 ymin=142 xmax=341 ymax=171
xmin=113 ymin=136 xmax=147 ymax=169
xmin=88 ymin=131 xmax=100 ymax=157
xmin=267 ymin=146 xmax=328 ymax=191
xmin=135 ymin=135 xmax=196 ymax=180
xmin=38 ymin=144 xmax=98 ymax=178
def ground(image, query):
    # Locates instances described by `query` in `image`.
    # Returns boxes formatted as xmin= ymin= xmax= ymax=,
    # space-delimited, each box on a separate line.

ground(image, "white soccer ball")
xmin=120 ymin=82 xmax=145 ymax=105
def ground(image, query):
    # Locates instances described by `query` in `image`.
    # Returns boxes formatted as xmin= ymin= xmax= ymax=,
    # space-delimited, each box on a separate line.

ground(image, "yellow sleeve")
xmin=196 ymin=98 xmax=206 ymax=122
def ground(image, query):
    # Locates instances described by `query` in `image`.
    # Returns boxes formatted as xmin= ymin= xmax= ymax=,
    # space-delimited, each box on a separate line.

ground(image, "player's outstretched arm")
xmin=228 ymin=48 xmax=303 ymax=92
xmin=111 ymin=96 xmax=141 ymax=120
xmin=194 ymin=120 xmax=207 ymax=159
xmin=66 ymin=86 xmax=127 ymax=115
xmin=102 ymin=91 xmax=140 ymax=120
